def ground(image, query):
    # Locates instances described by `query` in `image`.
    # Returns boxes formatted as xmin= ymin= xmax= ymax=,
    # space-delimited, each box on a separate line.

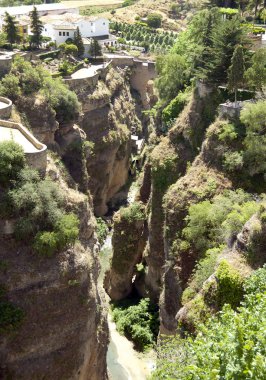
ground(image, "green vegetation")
xmin=0 ymin=148 xmax=80 ymax=257
xmin=241 ymin=100 xmax=266 ymax=177
xmin=29 ymin=6 xmax=43 ymax=49
xmin=153 ymin=267 xmax=266 ymax=379
xmin=147 ymin=13 xmax=163 ymax=29
xmin=0 ymin=288 xmax=24 ymax=334
xmin=0 ymin=56 xmax=80 ymax=123
xmin=0 ymin=141 xmax=26 ymax=188
xmin=120 ymin=202 xmax=145 ymax=223
xmin=182 ymin=247 xmax=222 ymax=304
xmin=73 ymin=27 xmax=85 ymax=57
xmin=111 ymin=297 xmax=159 ymax=351
xmin=162 ymin=88 xmax=191 ymax=122
xmin=182 ymin=190 xmax=259 ymax=254
xmin=216 ymin=260 xmax=244 ymax=308
xmin=3 ymin=12 xmax=20 ymax=47
xmin=110 ymin=21 xmax=176 ymax=53
xmin=228 ymin=44 xmax=245 ymax=103
xmin=96 ymin=218 xmax=108 ymax=246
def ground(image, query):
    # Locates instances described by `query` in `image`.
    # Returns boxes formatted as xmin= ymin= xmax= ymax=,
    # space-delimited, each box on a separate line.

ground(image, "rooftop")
xmin=0 ymin=3 xmax=76 ymax=16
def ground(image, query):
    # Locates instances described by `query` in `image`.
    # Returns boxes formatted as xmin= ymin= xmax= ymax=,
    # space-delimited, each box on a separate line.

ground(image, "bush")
xmin=240 ymin=100 xmax=266 ymax=176
xmin=153 ymin=289 xmax=266 ymax=379
xmin=0 ymin=141 xmax=26 ymax=187
xmin=147 ymin=13 xmax=162 ymax=29
xmin=162 ymin=89 xmax=190 ymax=123
xmin=41 ymin=76 xmax=80 ymax=123
xmin=33 ymin=231 xmax=59 ymax=257
xmin=0 ymin=73 xmax=21 ymax=100
xmin=216 ymin=260 xmax=244 ymax=308
xmin=183 ymin=190 xmax=259 ymax=254
xmin=96 ymin=218 xmax=108 ymax=246
xmin=112 ymin=298 xmax=159 ymax=351
xmin=120 ymin=202 xmax=145 ymax=223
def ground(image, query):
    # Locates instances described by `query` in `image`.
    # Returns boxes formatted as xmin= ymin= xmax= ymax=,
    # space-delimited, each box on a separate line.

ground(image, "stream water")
xmin=99 ymin=182 xmax=156 ymax=380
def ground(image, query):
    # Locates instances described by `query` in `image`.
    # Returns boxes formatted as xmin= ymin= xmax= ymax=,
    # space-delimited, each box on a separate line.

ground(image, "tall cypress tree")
xmin=30 ymin=6 xmax=43 ymax=49
xmin=73 ymin=27 xmax=84 ymax=57
xmin=3 ymin=12 xmax=19 ymax=47
xmin=228 ymin=45 xmax=245 ymax=104
xmin=90 ymin=39 xmax=102 ymax=59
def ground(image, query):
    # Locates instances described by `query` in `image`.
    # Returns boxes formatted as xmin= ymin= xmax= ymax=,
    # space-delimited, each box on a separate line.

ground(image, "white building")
xmin=41 ymin=14 xmax=110 ymax=46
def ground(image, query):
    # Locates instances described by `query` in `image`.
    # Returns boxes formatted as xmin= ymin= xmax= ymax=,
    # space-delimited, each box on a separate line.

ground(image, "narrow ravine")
xmin=99 ymin=233 xmax=155 ymax=380
xmin=99 ymin=181 xmax=156 ymax=380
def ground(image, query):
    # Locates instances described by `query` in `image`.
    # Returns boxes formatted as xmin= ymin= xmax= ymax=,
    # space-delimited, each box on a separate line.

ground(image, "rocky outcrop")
xmin=16 ymin=95 xmax=59 ymax=146
xmin=104 ymin=202 xmax=146 ymax=300
xmin=79 ymin=68 xmax=142 ymax=216
xmin=0 ymin=162 xmax=108 ymax=380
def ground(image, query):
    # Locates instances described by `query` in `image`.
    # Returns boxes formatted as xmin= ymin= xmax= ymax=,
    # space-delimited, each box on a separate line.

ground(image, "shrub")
xmin=244 ymin=265 xmax=266 ymax=295
xmin=112 ymin=298 xmax=159 ymax=351
xmin=33 ymin=213 xmax=79 ymax=256
xmin=147 ymin=13 xmax=162 ymax=29
xmin=41 ymin=76 xmax=80 ymax=122
xmin=0 ymin=73 xmax=21 ymax=99
xmin=153 ymin=290 xmax=266 ymax=379
xmin=162 ymin=89 xmax=190 ymax=123
xmin=0 ymin=141 xmax=25 ymax=187
xmin=240 ymin=100 xmax=266 ymax=176
xmin=96 ymin=218 xmax=108 ymax=246
xmin=120 ymin=202 xmax=145 ymax=223
xmin=216 ymin=260 xmax=244 ymax=308
xmin=183 ymin=190 xmax=259 ymax=254
xmin=182 ymin=247 xmax=222 ymax=304
xmin=33 ymin=231 xmax=59 ymax=257
xmin=223 ymin=151 xmax=244 ymax=172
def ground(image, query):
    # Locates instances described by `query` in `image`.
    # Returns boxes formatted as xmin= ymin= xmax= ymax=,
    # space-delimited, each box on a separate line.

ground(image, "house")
xmin=41 ymin=14 xmax=110 ymax=46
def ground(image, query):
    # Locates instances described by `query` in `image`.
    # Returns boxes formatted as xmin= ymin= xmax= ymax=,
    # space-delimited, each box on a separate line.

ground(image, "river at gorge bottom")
xmin=99 ymin=233 xmax=156 ymax=380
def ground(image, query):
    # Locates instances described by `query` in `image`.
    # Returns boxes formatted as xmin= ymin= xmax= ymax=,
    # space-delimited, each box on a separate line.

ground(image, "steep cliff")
xmin=0 ymin=159 xmax=108 ymax=380
xmin=77 ymin=67 xmax=142 ymax=216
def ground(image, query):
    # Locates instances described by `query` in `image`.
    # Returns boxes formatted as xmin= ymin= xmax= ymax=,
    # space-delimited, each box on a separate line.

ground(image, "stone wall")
xmin=130 ymin=60 xmax=156 ymax=108
xmin=64 ymin=73 xmax=99 ymax=92
xmin=0 ymin=97 xmax=12 ymax=119
xmin=0 ymin=55 xmax=12 ymax=78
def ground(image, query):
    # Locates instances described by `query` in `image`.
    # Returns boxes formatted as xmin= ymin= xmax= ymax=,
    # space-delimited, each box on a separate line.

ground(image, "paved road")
xmin=71 ymin=65 xmax=105 ymax=79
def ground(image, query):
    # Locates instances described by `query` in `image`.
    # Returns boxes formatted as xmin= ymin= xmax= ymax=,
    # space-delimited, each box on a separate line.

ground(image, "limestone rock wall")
xmin=0 ymin=166 xmax=108 ymax=380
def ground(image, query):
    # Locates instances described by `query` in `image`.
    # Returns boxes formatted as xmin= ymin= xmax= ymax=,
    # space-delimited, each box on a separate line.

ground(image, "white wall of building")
xmin=42 ymin=18 xmax=110 ymax=45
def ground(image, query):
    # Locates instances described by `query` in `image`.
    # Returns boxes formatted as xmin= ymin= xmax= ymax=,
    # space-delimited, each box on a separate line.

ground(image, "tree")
xmin=29 ymin=6 xmax=43 ymax=49
xmin=73 ymin=27 xmax=84 ymax=57
xmin=245 ymin=48 xmax=266 ymax=93
xmin=228 ymin=45 xmax=245 ymax=104
xmin=3 ymin=12 xmax=20 ymax=47
xmin=147 ymin=13 xmax=163 ymax=29
xmin=90 ymin=39 xmax=102 ymax=59
xmin=155 ymin=54 xmax=188 ymax=101
xmin=240 ymin=100 xmax=266 ymax=176
xmin=0 ymin=141 xmax=25 ymax=187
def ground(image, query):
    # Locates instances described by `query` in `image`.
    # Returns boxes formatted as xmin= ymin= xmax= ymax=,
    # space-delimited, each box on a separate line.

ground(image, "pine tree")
xmin=73 ymin=27 xmax=84 ymax=57
xmin=3 ymin=12 xmax=19 ymax=47
xmin=90 ymin=39 xmax=102 ymax=59
xmin=30 ymin=6 xmax=43 ymax=49
xmin=228 ymin=45 xmax=245 ymax=104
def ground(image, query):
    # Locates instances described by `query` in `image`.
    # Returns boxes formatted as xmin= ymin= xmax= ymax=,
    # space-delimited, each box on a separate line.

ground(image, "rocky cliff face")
xmin=0 ymin=161 xmax=108 ymax=380
xmin=79 ymin=67 xmax=142 ymax=216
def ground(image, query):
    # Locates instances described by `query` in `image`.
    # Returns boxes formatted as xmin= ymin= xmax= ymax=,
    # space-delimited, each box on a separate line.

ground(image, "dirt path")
xmin=107 ymin=315 xmax=155 ymax=380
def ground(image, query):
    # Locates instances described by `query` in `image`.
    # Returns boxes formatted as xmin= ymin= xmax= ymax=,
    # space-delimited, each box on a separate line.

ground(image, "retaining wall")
xmin=0 ymin=97 xmax=12 ymax=119
xmin=0 ymin=119 xmax=47 ymax=175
